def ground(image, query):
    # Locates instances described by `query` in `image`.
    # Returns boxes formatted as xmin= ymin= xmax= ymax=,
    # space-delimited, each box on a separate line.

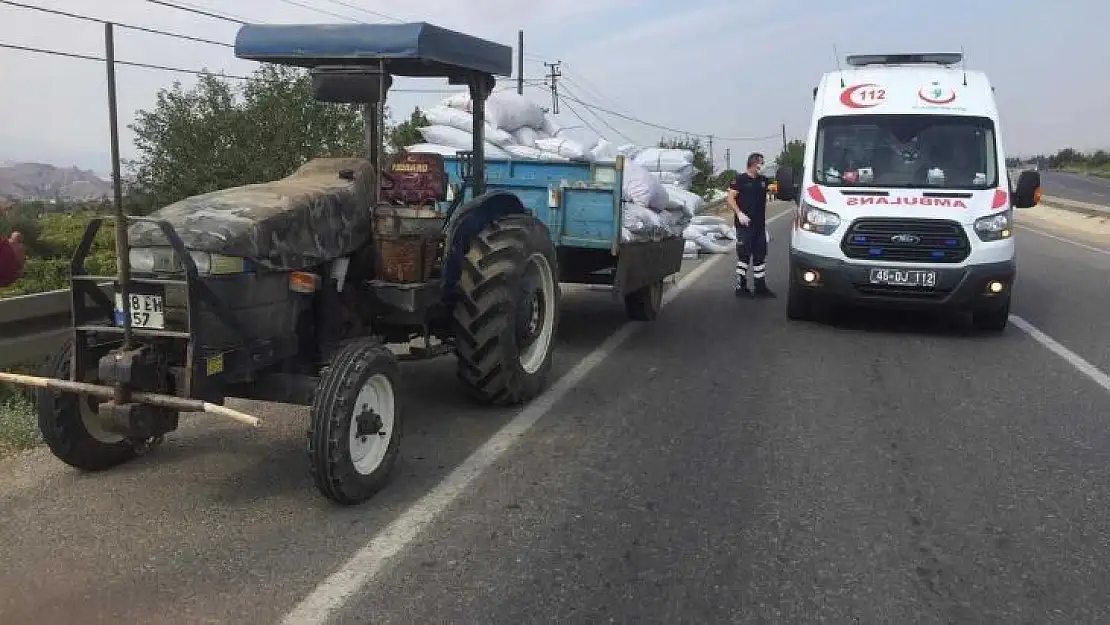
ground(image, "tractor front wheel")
xmin=37 ymin=339 xmax=139 ymax=471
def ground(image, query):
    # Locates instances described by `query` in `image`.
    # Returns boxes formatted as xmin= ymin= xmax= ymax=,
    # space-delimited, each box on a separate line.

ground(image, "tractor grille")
xmin=840 ymin=218 xmax=970 ymax=263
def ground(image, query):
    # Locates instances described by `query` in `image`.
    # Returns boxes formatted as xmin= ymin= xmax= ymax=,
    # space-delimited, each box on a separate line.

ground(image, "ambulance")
xmin=773 ymin=53 xmax=1042 ymax=332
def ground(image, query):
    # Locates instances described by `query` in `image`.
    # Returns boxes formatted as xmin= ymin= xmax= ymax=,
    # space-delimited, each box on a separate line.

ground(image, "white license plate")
xmin=868 ymin=268 xmax=937 ymax=288
xmin=114 ymin=293 xmax=165 ymax=329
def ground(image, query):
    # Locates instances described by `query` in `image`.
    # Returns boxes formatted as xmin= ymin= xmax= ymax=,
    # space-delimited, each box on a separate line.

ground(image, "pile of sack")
xmin=405 ymin=91 xmax=706 ymax=245
xmin=682 ymin=215 xmax=737 ymax=257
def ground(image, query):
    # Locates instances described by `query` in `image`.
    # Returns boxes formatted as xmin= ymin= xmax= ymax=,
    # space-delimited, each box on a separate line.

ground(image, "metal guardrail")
xmin=0 ymin=288 xmax=77 ymax=368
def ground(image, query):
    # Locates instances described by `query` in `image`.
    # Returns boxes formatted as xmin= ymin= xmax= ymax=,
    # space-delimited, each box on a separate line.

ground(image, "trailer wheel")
xmin=36 ymin=339 xmax=138 ymax=471
xmin=453 ymin=213 xmax=560 ymax=405
xmin=625 ymin=279 xmax=664 ymax=321
xmin=308 ymin=340 xmax=402 ymax=506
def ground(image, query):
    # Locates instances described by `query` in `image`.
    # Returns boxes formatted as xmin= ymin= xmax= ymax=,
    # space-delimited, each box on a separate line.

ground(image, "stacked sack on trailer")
xmin=405 ymin=91 xmax=705 ymax=244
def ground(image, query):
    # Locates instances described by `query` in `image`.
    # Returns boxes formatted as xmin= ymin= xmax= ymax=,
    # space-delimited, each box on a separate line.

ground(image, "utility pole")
xmin=517 ymin=30 xmax=524 ymax=95
xmin=725 ymin=148 xmax=731 ymax=171
xmin=781 ymin=123 xmax=787 ymax=153
xmin=707 ymin=135 xmax=714 ymax=174
xmin=544 ymin=60 xmax=561 ymax=114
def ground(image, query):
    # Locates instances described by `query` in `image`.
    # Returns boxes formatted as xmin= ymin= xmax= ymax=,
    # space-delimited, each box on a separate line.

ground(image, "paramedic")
xmin=727 ymin=153 xmax=775 ymax=298
xmin=0 ymin=231 xmax=25 ymax=287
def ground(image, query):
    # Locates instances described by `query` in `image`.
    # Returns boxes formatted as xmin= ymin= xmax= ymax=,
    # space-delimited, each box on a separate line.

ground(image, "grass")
xmin=0 ymin=393 xmax=40 ymax=457
xmin=1063 ymin=164 xmax=1110 ymax=179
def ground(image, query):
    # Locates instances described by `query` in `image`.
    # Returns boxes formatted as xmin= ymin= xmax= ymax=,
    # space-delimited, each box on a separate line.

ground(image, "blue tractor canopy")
xmin=234 ymin=22 xmax=513 ymax=79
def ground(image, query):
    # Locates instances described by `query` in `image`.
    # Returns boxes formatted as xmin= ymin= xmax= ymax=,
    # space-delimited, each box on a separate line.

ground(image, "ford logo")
xmin=890 ymin=233 xmax=921 ymax=244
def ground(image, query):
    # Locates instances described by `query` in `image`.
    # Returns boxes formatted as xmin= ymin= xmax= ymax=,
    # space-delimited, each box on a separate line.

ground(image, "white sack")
xmin=417 ymin=125 xmax=511 ymax=157
xmin=554 ymin=127 xmax=600 ymax=152
xmin=590 ymin=139 xmax=619 ymax=163
xmin=423 ymin=106 xmax=513 ymax=146
xmin=511 ymin=126 xmax=540 ymax=147
xmin=694 ymin=233 xmax=735 ymax=254
xmin=486 ymin=91 xmax=547 ymax=132
xmin=649 ymin=164 xmax=695 ymax=187
xmin=634 ymin=148 xmax=695 ymax=173
xmin=622 ymin=202 xmax=662 ymax=232
xmin=503 ymin=144 xmax=571 ymax=161
xmin=437 ymin=91 xmax=546 ymax=133
xmin=616 ymin=144 xmax=642 ymax=159
xmin=663 ymin=184 xmax=704 ymax=217
xmin=540 ymin=116 xmax=562 ymax=137
xmin=621 ymin=159 xmax=670 ymax=210
xmin=535 ymin=137 xmax=589 ymax=161
xmin=405 ymin=143 xmax=461 ymax=157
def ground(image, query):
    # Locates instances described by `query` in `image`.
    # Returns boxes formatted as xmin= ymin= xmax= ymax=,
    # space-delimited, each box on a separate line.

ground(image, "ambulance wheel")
xmin=36 ymin=339 xmax=139 ymax=471
xmin=786 ymin=283 xmax=814 ymax=321
xmin=972 ymin=297 xmax=1011 ymax=333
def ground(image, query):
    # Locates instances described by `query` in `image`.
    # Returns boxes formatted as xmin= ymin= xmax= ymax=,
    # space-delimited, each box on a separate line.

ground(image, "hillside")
xmin=0 ymin=161 xmax=112 ymax=202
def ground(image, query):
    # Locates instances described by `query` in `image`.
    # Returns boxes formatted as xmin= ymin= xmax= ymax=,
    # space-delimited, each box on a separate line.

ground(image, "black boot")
xmin=735 ymin=277 xmax=751 ymax=297
xmin=754 ymin=278 xmax=776 ymax=298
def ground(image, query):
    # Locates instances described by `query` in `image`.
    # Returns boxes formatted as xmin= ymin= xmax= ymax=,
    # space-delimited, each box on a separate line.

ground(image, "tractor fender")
xmin=441 ymin=190 xmax=531 ymax=293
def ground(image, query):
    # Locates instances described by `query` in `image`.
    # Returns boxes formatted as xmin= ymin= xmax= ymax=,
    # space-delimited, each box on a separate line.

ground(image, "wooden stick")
xmin=0 ymin=371 xmax=261 ymax=427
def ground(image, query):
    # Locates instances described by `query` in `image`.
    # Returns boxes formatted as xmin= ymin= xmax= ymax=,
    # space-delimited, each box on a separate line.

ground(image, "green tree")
xmin=387 ymin=106 xmax=430 ymax=154
xmin=658 ymin=135 xmax=713 ymax=197
xmin=774 ymin=139 xmax=805 ymax=175
xmin=712 ymin=168 xmax=738 ymax=189
xmin=125 ymin=64 xmax=367 ymax=213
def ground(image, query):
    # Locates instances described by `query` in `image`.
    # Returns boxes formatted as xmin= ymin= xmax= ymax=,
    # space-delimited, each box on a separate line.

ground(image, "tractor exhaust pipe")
xmin=0 ymin=372 xmax=261 ymax=428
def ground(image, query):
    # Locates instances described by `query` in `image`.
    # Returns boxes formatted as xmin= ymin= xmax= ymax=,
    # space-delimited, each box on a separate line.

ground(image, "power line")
xmin=0 ymin=41 xmax=487 ymax=93
xmin=559 ymin=83 xmax=635 ymax=144
xmin=275 ymin=0 xmax=359 ymax=23
xmin=143 ymin=0 xmax=246 ymax=24
xmin=0 ymin=0 xmax=233 ymax=47
xmin=319 ymin=0 xmax=403 ymax=23
xmin=560 ymin=93 xmax=779 ymax=142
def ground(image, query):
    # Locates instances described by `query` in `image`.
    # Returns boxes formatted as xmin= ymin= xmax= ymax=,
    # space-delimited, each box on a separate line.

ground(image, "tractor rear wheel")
xmin=453 ymin=214 xmax=560 ymax=405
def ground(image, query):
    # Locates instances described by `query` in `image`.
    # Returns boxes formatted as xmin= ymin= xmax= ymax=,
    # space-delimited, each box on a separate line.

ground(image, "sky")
xmin=0 ymin=0 xmax=1107 ymax=177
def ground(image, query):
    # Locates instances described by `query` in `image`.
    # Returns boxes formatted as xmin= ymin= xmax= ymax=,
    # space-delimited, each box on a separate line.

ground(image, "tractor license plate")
xmin=114 ymin=293 xmax=165 ymax=329
xmin=868 ymin=268 xmax=937 ymax=288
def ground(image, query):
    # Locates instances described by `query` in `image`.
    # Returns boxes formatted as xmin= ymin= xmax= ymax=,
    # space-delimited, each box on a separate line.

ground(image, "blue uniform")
xmin=730 ymin=172 xmax=770 ymax=291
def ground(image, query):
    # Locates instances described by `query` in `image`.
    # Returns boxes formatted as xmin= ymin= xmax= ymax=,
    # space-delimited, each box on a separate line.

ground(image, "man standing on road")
xmin=0 ymin=231 xmax=25 ymax=287
xmin=727 ymin=153 xmax=775 ymax=298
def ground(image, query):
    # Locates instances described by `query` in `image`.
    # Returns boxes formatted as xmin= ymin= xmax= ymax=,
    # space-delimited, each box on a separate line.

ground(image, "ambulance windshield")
xmin=813 ymin=114 xmax=998 ymax=189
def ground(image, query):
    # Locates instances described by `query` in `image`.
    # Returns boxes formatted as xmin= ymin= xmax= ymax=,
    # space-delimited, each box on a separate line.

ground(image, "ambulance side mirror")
xmin=1012 ymin=170 xmax=1041 ymax=208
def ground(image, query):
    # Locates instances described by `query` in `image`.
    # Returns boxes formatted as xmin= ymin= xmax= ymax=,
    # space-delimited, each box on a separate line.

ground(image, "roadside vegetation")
xmin=1010 ymin=148 xmax=1110 ymax=178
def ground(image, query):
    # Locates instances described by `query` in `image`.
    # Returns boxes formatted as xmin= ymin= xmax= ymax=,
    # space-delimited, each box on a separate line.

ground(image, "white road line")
xmin=1019 ymin=224 xmax=1110 ymax=257
xmin=1010 ymin=315 xmax=1110 ymax=392
xmin=281 ymin=247 xmax=730 ymax=625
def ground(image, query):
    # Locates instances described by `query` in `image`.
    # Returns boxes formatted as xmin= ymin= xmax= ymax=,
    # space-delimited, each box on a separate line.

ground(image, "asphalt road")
xmin=3 ymin=203 xmax=1110 ymax=624
xmin=1041 ymin=170 xmax=1110 ymax=205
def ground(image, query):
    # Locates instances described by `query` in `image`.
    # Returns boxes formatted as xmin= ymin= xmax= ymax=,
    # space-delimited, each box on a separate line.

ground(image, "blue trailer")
xmin=439 ymin=155 xmax=684 ymax=321
xmin=8 ymin=21 xmax=681 ymax=507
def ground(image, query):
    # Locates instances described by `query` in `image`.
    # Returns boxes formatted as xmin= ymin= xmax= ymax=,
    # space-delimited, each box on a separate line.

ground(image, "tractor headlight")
xmin=128 ymin=247 xmax=248 ymax=275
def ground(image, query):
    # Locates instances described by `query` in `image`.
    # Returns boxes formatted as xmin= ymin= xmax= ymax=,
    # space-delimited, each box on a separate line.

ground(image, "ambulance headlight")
xmin=799 ymin=203 xmax=841 ymax=235
xmin=973 ymin=210 xmax=1013 ymax=242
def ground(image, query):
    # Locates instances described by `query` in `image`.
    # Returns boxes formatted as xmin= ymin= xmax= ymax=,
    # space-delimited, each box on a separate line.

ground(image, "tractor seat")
xmin=380 ymin=152 xmax=448 ymax=205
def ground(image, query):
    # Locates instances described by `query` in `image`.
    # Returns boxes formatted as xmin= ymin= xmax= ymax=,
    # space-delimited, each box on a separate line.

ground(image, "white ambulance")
xmin=774 ymin=53 xmax=1041 ymax=332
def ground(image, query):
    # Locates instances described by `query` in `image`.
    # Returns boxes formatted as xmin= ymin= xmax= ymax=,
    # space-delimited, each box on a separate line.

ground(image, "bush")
xmin=0 ymin=208 xmax=116 ymax=298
